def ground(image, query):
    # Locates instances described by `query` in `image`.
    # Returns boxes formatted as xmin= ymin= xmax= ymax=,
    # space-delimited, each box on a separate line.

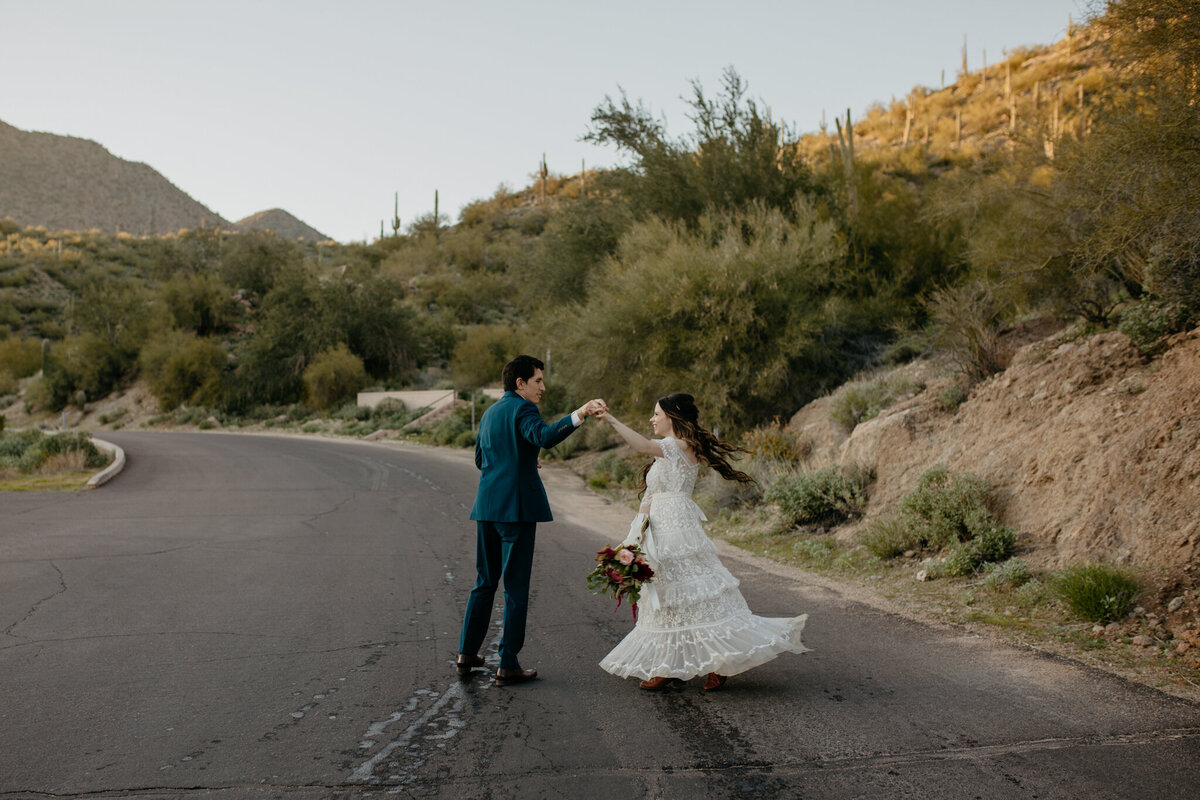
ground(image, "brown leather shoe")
xmin=639 ymin=676 xmax=676 ymax=690
xmin=494 ymin=667 xmax=538 ymax=686
xmin=702 ymin=672 xmax=728 ymax=691
xmin=455 ymin=653 xmax=485 ymax=674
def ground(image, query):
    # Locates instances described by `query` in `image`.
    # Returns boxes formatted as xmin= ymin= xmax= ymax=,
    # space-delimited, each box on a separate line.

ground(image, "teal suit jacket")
xmin=469 ymin=392 xmax=578 ymax=523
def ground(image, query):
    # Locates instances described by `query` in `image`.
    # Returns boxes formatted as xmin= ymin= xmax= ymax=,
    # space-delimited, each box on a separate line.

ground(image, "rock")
xmin=1134 ymin=606 xmax=1146 ymax=616
xmin=204 ymin=416 xmax=221 ymax=428
xmin=916 ymin=569 xmax=929 ymax=582
xmin=1131 ymin=635 xmax=1155 ymax=647
xmin=1168 ymin=596 xmax=1185 ymax=613
xmin=1105 ymin=622 xmax=1122 ymax=634
xmin=1092 ymin=624 xmax=1106 ymax=636
xmin=1177 ymin=642 xmax=1192 ymax=655
xmin=903 ymin=550 xmax=916 ymax=558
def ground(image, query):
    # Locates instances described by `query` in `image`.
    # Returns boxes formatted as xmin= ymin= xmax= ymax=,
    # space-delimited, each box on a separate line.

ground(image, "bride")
xmin=597 ymin=393 xmax=809 ymax=691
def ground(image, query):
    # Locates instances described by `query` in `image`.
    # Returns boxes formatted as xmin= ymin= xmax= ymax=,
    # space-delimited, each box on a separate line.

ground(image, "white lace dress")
xmin=599 ymin=436 xmax=809 ymax=681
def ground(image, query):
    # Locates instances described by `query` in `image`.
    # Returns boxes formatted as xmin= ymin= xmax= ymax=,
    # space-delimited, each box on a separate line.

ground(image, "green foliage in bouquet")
xmin=587 ymin=544 xmax=655 ymax=620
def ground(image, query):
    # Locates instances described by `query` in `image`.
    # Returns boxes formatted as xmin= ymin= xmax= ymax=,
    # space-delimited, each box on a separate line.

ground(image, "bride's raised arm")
xmin=599 ymin=411 xmax=664 ymax=458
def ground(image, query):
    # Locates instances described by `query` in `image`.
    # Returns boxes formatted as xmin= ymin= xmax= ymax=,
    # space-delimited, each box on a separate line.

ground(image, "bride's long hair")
xmin=638 ymin=393 xmax=754 ymax=496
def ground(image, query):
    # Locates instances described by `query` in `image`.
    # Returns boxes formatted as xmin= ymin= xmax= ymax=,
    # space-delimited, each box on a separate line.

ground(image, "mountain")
xmin=0 ymin=119 xmax=230 ymax=235
xmin=232 ymin=208 xmax=330 ymax=241
xmin=0 ymin=119 xmax=331 ymax=240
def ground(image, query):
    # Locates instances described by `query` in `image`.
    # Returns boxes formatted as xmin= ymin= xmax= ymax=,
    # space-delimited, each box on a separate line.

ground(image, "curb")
xmin=87 ymin=437 xmax=126 ymax=489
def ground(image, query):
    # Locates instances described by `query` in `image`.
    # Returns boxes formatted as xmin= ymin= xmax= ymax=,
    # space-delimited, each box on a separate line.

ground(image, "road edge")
xmin=86 ymin=437 xmax=126 ymax=489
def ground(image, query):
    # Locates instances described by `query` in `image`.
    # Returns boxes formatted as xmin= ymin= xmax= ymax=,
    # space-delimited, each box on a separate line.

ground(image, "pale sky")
xmin=2 ymin=0 xmax=1090 ymax=243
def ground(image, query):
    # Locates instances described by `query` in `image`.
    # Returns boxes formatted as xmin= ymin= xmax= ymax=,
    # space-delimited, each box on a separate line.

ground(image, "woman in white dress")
xmin=597 ymin=393 xmax=809 ymax=691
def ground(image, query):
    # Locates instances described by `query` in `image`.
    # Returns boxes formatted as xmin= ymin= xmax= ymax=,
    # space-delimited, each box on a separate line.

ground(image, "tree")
xmin=302 ymin=344 xmax=368 ymax=411
xmin=585 ymin=68 xmax=816 ymax=225
xmin=551 ymin=200 xmax=857 ymax=434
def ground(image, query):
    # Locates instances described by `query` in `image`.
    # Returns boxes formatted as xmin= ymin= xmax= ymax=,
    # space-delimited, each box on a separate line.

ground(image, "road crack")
xmin=4 ymin=560 xmax=66 ymax=645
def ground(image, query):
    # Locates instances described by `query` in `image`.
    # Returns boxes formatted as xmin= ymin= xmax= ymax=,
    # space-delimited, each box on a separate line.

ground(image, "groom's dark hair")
xmin=502 ymin=354 xmax=544 ymax=391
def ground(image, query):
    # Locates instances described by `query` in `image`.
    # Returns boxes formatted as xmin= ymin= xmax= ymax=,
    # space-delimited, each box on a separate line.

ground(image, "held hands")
xmin=577 ymin=398 xmax=609 ymax=419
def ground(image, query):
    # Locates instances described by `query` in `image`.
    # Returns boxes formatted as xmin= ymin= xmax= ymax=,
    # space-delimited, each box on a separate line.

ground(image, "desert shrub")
xmin=0 ymin=369 xmax=15 ymax=397
xmin=936 ymin=381 xmax=969 ymax=411
xmin=12 ymin=431 xmax=106 ymax=473
xmin=552 ymin=200 xmax=861 ymax=436
xmin=1012 ymin=578 xmax=1050 ymax=610
xmin=829 ymin=375 xmax=922 ymax=431
xmin=161 ymin=271 xmax=238 ymax=335
xmin=1052 ymin=564 xmax=1141 ymax=623
xmin=371 ymin=397 xmax=407 ymax=417
xmin=588 ymin=452 xmax=638 ymax=489
xmin=791 ymin=535 xmax=838 ymax=566
xmin=765 ymin=465 xmax=870 ymax=527
xmin=0 ymin=337 xmax=43 ymax=378
xmin=428 ymin=412 xmax=471 ymax=446
xmin=451 ymin=324 xmax=522 ymax=389
xmin=334 ymin=403 xmax=372 ymax=421
xmin=284 ymin=404 xmax=312 ymax=422
xmin=741 ymin=421 xmax=811 ymax=464
xmin=453 ymin=430 xmax=476 ymax=448
xmin=140 ymin=332 xmax=227 ymax=411
xmin=858 ymin=515 xmax=919 ymax=559
xmin=983 ymin=558 xmax=1032 ymax=590
xmin=302 ymin=344 xmax=368 ymax=412
xmin=0 ymin=429 xmax=41 ymax=463
xmin=1118 ymin=298 xmax=1187 ymax=355
xmin=898 ymin=464 xmax=993 ymax=549
xmin=938 ymin=526 xmax=1016 ymax=577
xmin=41 ymin=334 xmax=130 ymax=409
xmin=927 ymin=281 xmax=1008 ymax=383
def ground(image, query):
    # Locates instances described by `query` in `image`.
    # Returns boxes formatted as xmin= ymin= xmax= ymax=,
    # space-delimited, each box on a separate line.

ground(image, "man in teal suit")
xmin=456 ymin=354 xmax=605 ymax=686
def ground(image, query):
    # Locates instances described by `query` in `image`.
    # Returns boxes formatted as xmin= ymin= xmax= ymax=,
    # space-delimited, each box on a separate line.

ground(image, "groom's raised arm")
xmin=516 ymin=402 xmax=578 ymax=450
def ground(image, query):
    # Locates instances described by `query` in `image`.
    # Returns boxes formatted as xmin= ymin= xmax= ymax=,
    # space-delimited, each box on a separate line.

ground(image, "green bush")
xmin=2 ymin=431 xmax=107 ymax=473
xmin=140 ymin=332 xmax=227 ymax=411
xmin=765 ymin=465 xmax=870 ymax=527
xmin=860 ymin=465 xmax=1015 ymax=577
xmin=428 ymin=412 xmax=471 ymax=446
xmin=588 ymin=452 xmax=638 ymax=489
xmin=334 ymin=403 xmax=372 ymax=421
xmin=1118 ymin=298 xmax=1186 ymax=355
xmin=859 ymin=515 xmax=918 ymax=559
xmin=938 ymin=526 xmax=1016 ymax=577
xmin=898 ymin=464 xmax=993 ymax=549
xmin=741 ymin=421 xmax=811 ymax=464
xmin=983 ymin=558 xmax=1032 ymax=590
xmin=0 ymin=337 xmax=43 ymax=378
xmin=302 ymin=344 xmax=368 ymax=412
xmin=1052 ymin=564 xmax=1141 ymax=623
xmin=829 ymin=376 xmax=922 ymax=432
xmin=791 ymin=535 xmax=839 ymax=566
xmin=936 ymin=381 xmax=969 ymax=411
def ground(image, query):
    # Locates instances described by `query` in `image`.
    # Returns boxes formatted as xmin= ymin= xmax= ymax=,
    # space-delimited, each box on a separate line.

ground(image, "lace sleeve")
xmin=658 ymin=436 xmax=682 ymax=464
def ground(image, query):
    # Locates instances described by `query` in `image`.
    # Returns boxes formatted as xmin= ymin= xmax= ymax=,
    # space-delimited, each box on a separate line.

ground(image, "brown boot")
xmin=702 ymin=672 xmax=727 ymax=691
xmin=639 ymin=676 xmax=675 ymax=690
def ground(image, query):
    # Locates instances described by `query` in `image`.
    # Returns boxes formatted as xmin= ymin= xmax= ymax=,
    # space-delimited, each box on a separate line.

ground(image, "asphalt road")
xmin=2 ymin=431 xmax=1199 ymax=799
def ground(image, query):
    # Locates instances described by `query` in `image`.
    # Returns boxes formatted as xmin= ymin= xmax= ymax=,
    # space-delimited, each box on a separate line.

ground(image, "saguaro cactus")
xmin=833 ymin=108 xmax=857 ymax=217
xmin=391 ymin=192 xmax=401 ymax=237
xmin=539 ymin=153 xmax=548 ymax=203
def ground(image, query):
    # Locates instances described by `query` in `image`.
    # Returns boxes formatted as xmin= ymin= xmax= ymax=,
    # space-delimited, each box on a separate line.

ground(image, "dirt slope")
xmin=793 ymin=328 xmax=1200 ymax=597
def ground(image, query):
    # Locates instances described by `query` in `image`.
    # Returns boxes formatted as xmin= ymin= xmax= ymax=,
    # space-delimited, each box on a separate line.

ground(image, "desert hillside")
xmin=0 ymin=119 xmax=230 ymax=235
xmin=793 ymin=326 xmax=1200 ymax=602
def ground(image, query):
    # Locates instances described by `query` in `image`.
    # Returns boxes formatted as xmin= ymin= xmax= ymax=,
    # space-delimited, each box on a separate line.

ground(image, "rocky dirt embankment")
xmin=793 ymin=328 xmax=1200 ymax=611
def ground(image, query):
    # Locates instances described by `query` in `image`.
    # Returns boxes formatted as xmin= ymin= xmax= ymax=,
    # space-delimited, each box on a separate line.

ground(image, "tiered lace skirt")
xmin=599 ymin=494 xmax=809 ymax=681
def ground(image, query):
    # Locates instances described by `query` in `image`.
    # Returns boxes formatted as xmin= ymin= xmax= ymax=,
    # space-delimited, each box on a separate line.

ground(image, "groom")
xmin=456 ymin=354 xmax=605 ymax=686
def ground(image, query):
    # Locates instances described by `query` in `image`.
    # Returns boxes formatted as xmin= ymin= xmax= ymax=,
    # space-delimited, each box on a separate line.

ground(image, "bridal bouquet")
xmin=586 ymin=543 xmax=655 ymax=621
